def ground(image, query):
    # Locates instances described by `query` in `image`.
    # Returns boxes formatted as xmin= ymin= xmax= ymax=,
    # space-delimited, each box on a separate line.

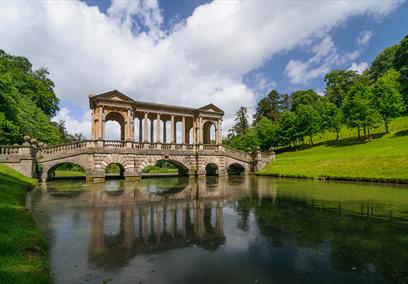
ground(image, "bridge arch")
xmin=227 ymin=163 xmax=246 ymax=175
xmin=105 ymin=163 xmax=125 ymax=179
xmin=137 ymin=156 xmax=190 ymax=177
xmin=205 ymin=163 xmax=218 ymax=176
xmin=44 ymin=161 xmax=89 ymax=181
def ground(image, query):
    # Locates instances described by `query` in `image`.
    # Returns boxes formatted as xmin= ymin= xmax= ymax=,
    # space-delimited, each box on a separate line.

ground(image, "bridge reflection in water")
xmin=33 ymin=177 xmax=235 ymax=269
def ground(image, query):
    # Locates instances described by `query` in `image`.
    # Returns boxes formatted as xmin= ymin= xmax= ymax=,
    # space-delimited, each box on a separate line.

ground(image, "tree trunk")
xmin=385 ymin=121 xmax=389 ymax=133
xmin=368 ymin=127 xmax=371 ymax=141
xmin=358 ymin=127 xmax=361 ymax=139
xmin=336 ymin=130 xmax=339 ymax=141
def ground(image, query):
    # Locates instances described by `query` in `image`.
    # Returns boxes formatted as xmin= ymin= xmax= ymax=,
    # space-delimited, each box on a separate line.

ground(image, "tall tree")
xmin=371 ymin=69 xmax=405 ymax=133
xmin=366 ymin=45 xmax=398 ymax=82
xmin=324 ymin=70 xmax=359 ymax=108
xmin=394 ymin=33 xmax=408 ymax=106
xmin=277 ymin=111 xmax=298 ymax=147
xmin=253 ymin=89 xmax=281 ymax=123
xmin=279 ymin=93 xmax=291 ymax=111
xmin=343 ymin=80 xmax=380 ymax=140
xmin=0 ymin=49 xmax=62 ymax=145
xmin=229 ymin=106 xmax=250 ymax=137
xmin=291 ymin=89 xmax=321 ymax=111
xmin=321 ymin=101 xmax=343 ymax=140
xmin=254 ymin=117 xmax=279 ymax=151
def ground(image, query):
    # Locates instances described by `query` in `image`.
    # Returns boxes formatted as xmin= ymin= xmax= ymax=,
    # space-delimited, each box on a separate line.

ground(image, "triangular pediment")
xmin=91 ymin=90 xmax=136 ymax=103
xmin=198 ymin=103 xmax=224 ymax=114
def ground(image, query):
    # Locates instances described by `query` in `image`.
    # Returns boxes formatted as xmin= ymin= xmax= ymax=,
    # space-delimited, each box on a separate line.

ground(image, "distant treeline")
xmin=227 ymin=33 xmax=408 ymax=151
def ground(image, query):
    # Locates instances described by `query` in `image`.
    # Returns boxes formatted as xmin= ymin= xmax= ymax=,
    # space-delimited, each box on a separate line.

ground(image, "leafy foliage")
xmin=0 ymin=50 xmax=62 ymax=145
xmin=324 ymin=70 xmax=359 ymax=108
xmin=371 ymin=69 xmax=405 ymax=132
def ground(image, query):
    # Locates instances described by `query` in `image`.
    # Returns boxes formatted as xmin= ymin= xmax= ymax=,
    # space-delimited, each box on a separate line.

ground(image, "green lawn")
xmin=259 ymin=116 xmax=408 ymax=183
xmin=142 ymin=165 xmax=178 ymax=174
xmin=0 ymin=165 xmax=52 ymax=284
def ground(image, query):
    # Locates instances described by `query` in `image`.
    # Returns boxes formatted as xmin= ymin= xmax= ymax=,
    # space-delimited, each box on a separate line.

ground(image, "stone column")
xmin=143 ymin=113 xmax=148 ymax=143
xmin=150 ymin=119 xmax=154 ymax=143
xmin=156 ymin=114 xmax=161 ymax=143
xmin=199 ymin=117 xmax=203 ymax=144
xmin=126 ymin=109 xmax=131 ymax=141
xmin=98 ymin=106 xmax=103 ymax=139
xmin=171 ymin=115 xmax=175 ymax=144
xmin=182 ymin=116 xmax=186 ymax=144
xmin=217 ymin=119 xmax=222 ymax=145
xmin=139 ymin=117 xmax=142 ymax=143
xmin=192 ymin=119 xmax=196 ymax=145
xmin=163 ymin=121 xmax=167 ymax=143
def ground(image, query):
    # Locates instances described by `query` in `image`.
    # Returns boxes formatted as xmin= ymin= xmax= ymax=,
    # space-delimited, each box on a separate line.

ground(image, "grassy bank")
xmin=0 ymin=164 xmax=51 ymax=283
xmin=54 ymin=170 xmax=85 ymax=177
xmin=259 ymin=116 xmax=408 ymax=183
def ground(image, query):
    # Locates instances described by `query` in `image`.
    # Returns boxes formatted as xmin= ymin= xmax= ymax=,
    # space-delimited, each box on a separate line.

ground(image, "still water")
xmin=27 ymin=177 xmax=408 ymax=284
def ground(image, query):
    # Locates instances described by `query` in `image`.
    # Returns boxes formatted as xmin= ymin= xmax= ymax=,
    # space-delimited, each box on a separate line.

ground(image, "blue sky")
xmin=81 ymin=0 xmax=408 ymax=98
xmin=0 ymin=0 xmax=406 ymax=137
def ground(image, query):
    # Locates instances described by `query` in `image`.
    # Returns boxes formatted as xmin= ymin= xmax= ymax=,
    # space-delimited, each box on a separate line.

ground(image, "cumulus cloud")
xmin=0 ymin=0 xmax=402 ymax=136
xmin=349 ymin=62 xmax=369 ymax=74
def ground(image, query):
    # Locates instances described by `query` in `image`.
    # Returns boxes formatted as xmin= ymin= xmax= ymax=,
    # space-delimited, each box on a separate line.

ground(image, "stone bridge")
xmin=0 ymin=140 xmax=274 ymax=182
xmin=0 ymin=90 xmax=275 ymax=181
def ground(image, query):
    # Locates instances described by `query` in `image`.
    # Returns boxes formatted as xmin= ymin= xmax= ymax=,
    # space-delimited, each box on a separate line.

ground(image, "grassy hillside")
xmin=259 ymin=116 xmax=408 ymax=183
xmin=0 ymin=164 xmax=51 ymax=283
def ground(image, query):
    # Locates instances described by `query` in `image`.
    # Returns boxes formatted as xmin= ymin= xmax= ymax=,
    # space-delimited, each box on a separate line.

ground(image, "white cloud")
xmin=0 ymin=0 xmax=401 ymax=136
xmin=285 ymin=27 xmax=376 ymax=85
xmin=52 ymin=108 xmax=92 ymax=138
xmin=357 ymin=30 xmax=374 ymax=46
xmin=349 ymin=62 xmax=369 ymax=74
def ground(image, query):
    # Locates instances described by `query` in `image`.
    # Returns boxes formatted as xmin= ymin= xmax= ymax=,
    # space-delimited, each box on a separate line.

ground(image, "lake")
xmin=27 ymin=176 xmax=408 ymax=284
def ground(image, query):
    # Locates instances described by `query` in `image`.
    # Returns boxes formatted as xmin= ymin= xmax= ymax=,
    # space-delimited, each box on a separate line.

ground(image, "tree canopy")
xmin=0 ymin=49 xmax=62 ymax=144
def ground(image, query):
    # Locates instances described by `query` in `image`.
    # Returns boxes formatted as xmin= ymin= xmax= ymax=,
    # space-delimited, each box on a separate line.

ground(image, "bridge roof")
xmin=89 ymin=90 xmax=224 ymax=115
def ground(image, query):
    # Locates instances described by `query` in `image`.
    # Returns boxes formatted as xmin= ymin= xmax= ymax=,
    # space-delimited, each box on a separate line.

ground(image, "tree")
xmin=291 ymin=89 xmax=321 ymax=111
xmin=254 ymin=117 xmax=279 ymax=151
xmin=321 ymin=101 xmax=343 ymax=140
xmin=229 ymin=106 xmax=250 ymax=137
xmin=324 ymin=70 xmax=359 ymax=108
xmin=371 ymin=69 xmax=405 ymax=133
xmin=0 ymin=49 xmax=62 ymax=144
xmin=279 ymin=93 xmax=291 ymax=111
xmin=343 ymin=80 xmax=380 ymax=140
xmin=367 ymin=45 xmax=398 ymax=81
xmin=394 ymin=34 xmax=408 ymax=107
xmin=253 ymin=89 xmax=281 ymax=123
xmin=228 ymin=128 xmax=259 ymax=151
xmin=277 ymin=111 xmax=298 ymax=147
xmin=295 ymin=104 xmax=321 ymax=145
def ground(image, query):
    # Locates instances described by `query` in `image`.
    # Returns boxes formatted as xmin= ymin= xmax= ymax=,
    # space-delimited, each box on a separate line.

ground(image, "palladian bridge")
xmin=0 ymin=90 xmax=275 ymax=182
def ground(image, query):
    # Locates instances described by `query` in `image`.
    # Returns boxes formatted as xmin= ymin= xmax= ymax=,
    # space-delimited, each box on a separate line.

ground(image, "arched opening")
xmin=227 ymin=163 xmax=245 ymax=176
xmin=205 ymin=163 xmax=218 ymax=176
xmin=105 ymin=112 xmax=125 ymax=141
xmin=203 ymin=121 xmax=216 ymax=144
xmin=142 ymin=159 xmax=189 ymax=177
xmin=105 ymin=163 xmax=125 ymax=180
xmin=47 ymin=162 xmax=86 ymax=180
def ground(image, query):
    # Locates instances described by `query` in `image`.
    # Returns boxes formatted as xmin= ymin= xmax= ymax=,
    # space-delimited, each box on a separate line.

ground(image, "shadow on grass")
xmin=393 ymin=129 xmax=408 ymax=137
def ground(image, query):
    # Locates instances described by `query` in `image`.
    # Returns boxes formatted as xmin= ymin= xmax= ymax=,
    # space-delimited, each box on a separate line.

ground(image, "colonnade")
xmin=90 ymin=90 xmax=224 ymax=145
xmin=134 ymin=112 xmax=222 ymax=145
